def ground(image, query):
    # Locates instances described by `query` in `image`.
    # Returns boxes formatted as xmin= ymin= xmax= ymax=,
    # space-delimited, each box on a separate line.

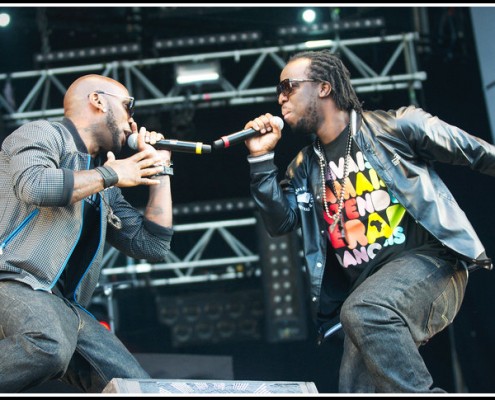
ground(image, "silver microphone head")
xmin=127 ymin=133 xmax=138 ymax=150
xmin=273 ymin=116 xmax=284 ymax=130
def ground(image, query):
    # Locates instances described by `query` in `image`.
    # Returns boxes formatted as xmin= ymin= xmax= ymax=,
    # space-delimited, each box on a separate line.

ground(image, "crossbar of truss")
xmin=99 ymin=216 xmax=259 ymax=287
xmin=0 ymin=32 xmax=425 ymax=127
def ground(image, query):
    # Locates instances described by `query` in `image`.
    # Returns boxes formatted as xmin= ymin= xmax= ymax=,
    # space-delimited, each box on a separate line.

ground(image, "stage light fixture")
xmin=154 ymin=31 xmax=261 ymax=51
xmin=302 ymin=9 xmax=317 ymax=24
xmin=0 ymin=12 xmax=10 ymax=28
xmin=34 ymin=43 xmax=141 ymax=64
xmin=277 ymin=17 xmax=385 ymax=37
xmin=304 ymin=39 xmax=333 ymax=48
xmin=172 ymin=198 xmax=256 ymax=217
xmin=175 ymin=61 xmax=221 ymax=85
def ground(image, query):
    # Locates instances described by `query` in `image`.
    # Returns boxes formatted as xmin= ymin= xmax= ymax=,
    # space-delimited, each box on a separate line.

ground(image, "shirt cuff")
xmin=247 ymin=152 xmax=275 ymax=164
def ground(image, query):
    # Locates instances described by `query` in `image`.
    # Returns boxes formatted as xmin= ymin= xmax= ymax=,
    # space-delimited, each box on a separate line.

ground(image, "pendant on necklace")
xmin=340 ymin=215 xmax=347 ymax=244
xmin=100 ymin=192 xmax=122 ymax=230
xmin=107 ymin=210 xmax=122 ymax=230
xmin=330 ymin=216 xmax=339 ymax=232
xmin=329 ymin=214 xmax=348 ymax=245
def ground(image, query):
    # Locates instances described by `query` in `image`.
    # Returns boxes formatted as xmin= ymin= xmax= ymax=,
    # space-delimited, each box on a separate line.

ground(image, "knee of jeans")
xmin=340 ymin=294 xmax=391 ymax=332
xmin=23 ymin=331 xmax=73 ymax=377
xmin=340 ymin=296 xmax=366 ymax=331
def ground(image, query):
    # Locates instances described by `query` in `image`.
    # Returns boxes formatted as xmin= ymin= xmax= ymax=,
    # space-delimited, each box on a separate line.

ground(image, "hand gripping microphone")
xmin=128 ymin=133 xmax=211 ymax=154
xmin=212 ymin=116 xmax=284 ymax=150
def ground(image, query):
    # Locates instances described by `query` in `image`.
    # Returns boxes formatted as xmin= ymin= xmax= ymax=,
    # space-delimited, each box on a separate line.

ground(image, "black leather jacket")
xmin=249 ymin=106 xmax=494 ymax=318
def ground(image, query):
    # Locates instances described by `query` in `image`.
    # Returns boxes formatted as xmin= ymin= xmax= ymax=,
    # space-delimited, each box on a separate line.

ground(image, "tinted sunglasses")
xmin=95 ymin=90 xmax=135 ymax=117
xmin=276 ymin=78 xmax=317 ymax=97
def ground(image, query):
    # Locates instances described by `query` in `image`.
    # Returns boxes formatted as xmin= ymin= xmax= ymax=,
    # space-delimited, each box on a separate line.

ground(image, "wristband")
xmin=95 ymin=166 xmax=119 ymax=188
xmin=152 ymin=166 xmax=174 ymax=177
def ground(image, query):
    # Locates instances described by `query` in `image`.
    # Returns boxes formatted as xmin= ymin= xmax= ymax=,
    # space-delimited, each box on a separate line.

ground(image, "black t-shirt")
xmin=317 ymin=128 xmax=444 ymax=321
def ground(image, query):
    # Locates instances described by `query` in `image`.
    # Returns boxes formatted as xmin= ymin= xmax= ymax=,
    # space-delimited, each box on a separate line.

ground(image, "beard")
xmin=105 ymin=108 xmax=123 ymax=154
xmin=290 ymin=97 xmax=319 ymax=136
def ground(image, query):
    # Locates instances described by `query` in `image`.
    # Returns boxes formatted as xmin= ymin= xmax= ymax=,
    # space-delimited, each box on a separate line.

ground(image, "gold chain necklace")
xmin=316 ymin=122 xmax=353 ymax=235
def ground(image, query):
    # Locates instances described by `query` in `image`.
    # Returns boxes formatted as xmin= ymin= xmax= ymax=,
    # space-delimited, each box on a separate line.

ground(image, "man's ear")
xmin=88 ymin=92 xmax=106 ymax=113
xmin=319 ymin=81 xmax=332 ymax=98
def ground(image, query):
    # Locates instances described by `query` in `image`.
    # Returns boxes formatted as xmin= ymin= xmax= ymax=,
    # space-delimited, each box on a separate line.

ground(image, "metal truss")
xmin=92 ymin=197 xmax=310 ymax=336
xmin=94 ymin=208 xmax=262 ymax=332
xmin=98 ymin=216 xmax=261 ymax=289
xmin=0 ymin=32 xmax=425 ymax=128
xmin=96 ymin=198 xmax=261 ymax=288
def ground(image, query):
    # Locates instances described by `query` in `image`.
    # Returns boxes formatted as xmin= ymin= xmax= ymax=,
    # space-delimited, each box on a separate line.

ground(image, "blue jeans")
xmin=0 ymin=281 xmax=150 ymax=393
xmin=338 ymin=252 xmax=468 ymax=393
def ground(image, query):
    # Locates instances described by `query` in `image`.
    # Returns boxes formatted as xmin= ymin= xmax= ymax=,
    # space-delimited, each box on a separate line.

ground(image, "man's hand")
xmin=244 ymin=113 xmax=283 ymax=157
xmin=105 ymin=123 xmax=172 ymax=187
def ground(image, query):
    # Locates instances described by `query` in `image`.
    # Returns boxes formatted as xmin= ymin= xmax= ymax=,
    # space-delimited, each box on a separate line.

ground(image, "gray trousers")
xmin=0 ymin=281 xmax=150 ymax=393
xmin=338 ymin=252 xmax=468 ymax=393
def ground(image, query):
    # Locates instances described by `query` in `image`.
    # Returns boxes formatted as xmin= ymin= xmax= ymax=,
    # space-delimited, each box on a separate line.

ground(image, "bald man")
xmin=0 ymin=74 xmax=174 ymax=392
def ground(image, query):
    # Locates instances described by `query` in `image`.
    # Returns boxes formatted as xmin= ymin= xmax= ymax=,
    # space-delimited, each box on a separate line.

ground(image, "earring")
xmin=103 ymin=108 xmax=107 ymax=113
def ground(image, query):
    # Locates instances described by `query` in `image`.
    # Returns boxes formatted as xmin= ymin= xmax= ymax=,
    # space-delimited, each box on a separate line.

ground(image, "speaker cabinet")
xmin=256 ymin=214 xmax=309 ymax=342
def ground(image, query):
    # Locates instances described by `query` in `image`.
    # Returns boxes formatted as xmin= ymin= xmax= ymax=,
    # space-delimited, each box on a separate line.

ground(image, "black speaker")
xmin=155 ymin=286 xmax=264 ymax=348
xmin=256 ymin=214 xmax=309 ymax=342
xmin=102 ymin=378 xmax=319 ymax=394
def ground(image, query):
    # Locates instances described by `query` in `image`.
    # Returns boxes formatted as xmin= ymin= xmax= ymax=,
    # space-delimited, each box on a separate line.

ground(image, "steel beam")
xmin=0 ymin=32 xmax=425 ymax=128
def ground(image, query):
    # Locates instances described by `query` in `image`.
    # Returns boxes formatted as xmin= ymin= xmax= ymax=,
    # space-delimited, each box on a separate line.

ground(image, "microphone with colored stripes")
xmin=212 ymin=116 xmax=284 ymax=150
xmin=127 ymin=133 xmax=211 ymax=154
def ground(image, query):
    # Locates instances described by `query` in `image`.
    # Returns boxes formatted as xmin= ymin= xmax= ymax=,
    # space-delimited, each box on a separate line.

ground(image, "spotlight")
xmin=302 ymin=9 xmax=316 ymax=24
xmin=0 ymin=12 xmax=10 ymax=28
xmin=175 ymin=61 xmax=221 ymax=85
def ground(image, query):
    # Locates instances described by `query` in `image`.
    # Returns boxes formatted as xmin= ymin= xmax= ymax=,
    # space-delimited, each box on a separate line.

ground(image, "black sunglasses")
xmin=276 ymin=78 xmax=318 ymax=97
xmin=94 ymin=90 xmax=135 ymax=117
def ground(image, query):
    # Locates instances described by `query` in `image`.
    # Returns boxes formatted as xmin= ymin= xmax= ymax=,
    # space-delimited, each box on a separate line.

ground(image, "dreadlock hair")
xmin=288 ymin=49 xmax=363 ymax=114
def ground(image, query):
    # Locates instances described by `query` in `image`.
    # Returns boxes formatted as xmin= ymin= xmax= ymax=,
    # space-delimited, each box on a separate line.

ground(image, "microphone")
xmin=127 ymin=133 xmax=211 ymax=154
xmin=212 ymin=116 xmax=284 ymax=150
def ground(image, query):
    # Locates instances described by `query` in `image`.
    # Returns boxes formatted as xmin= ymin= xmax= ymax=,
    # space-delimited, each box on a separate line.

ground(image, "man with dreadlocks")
xmin=241 ymin=49 xmax=495 ymax=392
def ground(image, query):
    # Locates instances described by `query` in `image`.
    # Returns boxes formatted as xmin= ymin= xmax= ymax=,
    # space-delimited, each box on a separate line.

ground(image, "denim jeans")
xmin=0 ymin=280 xmax=150 ymax=393
xmin=338 ymin=252 xmax=468 ymax=393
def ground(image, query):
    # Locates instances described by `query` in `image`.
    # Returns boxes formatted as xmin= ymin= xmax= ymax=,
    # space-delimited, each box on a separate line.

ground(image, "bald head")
xmin=64 ymin=74 xmax=128 ymax=119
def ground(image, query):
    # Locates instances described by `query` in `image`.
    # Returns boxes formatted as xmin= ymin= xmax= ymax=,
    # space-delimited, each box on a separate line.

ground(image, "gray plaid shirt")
xmin=0 ymin=118 xmax=173 ymax=307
